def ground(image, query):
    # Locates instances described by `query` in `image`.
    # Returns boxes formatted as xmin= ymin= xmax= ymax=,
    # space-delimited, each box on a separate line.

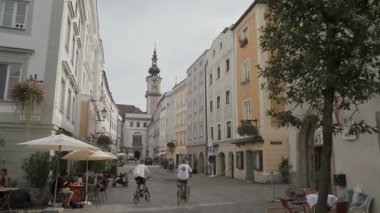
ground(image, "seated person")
xmin=0 ymin=168 xmax=11 ymax=187
xmin=96 ymin=171 xmax=110 ymax=192
xmin=53 ymin=170 xmax=74 ymax=208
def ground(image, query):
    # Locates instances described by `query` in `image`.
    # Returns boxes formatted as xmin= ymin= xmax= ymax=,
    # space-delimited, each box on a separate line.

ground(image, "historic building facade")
xmin=172 ymin=79 xmax=187 ymax=165
xmin=0 ymin=0 xmax=120 ymax=184
xmin=186 ymin=51 xmax=207 ymax=173
xmin=231 ymin=1 xmax=288 ymax=182
xmin=205 ymin=27 xmax=237 ymax=178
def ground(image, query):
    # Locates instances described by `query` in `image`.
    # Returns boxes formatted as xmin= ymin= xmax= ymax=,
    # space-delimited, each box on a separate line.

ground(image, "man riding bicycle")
xmin=177 ymin=159 xmax=192 ymax=198
xmin=132 ymin=163 xmax=150 ymax=193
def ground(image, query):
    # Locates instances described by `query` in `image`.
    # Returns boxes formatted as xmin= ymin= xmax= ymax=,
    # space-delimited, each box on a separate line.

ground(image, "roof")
xmin=230 ymin=0 xmax=267 ymax=31
xmin=116 ymin=104 xmax=145 ymax=117
xmin=231 ymin=135 xmax=264 ymax=145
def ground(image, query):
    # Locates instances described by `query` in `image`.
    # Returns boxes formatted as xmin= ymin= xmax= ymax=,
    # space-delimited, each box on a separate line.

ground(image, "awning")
xmin=231 ymin=135 xmax=264 ymax=146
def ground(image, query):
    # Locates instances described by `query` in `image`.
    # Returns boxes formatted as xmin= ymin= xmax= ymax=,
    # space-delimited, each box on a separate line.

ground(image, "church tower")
xmin=146 ymin=47 xmax=162 ymax=114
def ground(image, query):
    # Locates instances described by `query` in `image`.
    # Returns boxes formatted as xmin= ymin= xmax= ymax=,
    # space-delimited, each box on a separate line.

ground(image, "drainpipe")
xmin=204 ymin=59 xmax=208 ymax=174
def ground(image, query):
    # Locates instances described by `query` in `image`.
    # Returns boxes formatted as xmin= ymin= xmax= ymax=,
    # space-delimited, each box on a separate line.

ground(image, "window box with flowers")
xmin=237 ymin=120 xmax=258 ymax=136
xmin=12 ymin=80 xmax=45 ymax=123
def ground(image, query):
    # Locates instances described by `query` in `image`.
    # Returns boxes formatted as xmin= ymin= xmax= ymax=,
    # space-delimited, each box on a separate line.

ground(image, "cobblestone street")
xmin=63 ymin=164 xmax=287 ymax=213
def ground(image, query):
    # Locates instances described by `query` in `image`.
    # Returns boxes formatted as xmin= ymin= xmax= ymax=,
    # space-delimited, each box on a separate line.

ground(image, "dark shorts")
xmin=57 ymin=190 xmax=70 ymax=198
xmin=135 ymin=176 xmax=146 ymax=185
xmin=178 ymin=179 xmax=188 ymax=184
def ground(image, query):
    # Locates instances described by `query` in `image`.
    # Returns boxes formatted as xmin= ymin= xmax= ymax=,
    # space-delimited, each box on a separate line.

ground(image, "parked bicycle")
xmin=133 ymin=176 xmax=150 ymax=204
xmin=177 ymin=180 xmax=190 ymax=206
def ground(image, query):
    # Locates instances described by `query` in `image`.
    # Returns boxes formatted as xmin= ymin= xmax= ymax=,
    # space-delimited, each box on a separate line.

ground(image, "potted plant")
xmin=22 ymin=152 xmax=53 ymax=206
xmin=237 ymin=120 xmax=258 ymax=136
xmin=12 ymin=80 xmax=45 ymax=124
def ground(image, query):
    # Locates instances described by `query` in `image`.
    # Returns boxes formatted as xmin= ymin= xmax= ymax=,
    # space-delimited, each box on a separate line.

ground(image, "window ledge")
xmin=0 ymin=26 xmax=26 ymax=31
xmin=240 ymin=79 xmax=250 ymax=85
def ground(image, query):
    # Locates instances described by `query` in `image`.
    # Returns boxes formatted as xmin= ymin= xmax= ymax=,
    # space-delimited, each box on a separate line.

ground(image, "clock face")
xmin=152 ymin=78 xmax=158 ymax=83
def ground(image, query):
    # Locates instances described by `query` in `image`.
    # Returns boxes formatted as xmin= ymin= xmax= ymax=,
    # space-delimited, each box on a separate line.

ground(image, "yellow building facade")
xmin=173 ymin=79 xmax=188 ymax=165
xmin=232 ymin=1 xmax=288 ymax=182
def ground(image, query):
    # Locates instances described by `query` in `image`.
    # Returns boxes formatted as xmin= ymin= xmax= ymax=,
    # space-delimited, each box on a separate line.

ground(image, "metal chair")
xmin=280 ymin=198 xmax=306 ymax=213
xmin=87 ymin=184 xmax=100 ymax=207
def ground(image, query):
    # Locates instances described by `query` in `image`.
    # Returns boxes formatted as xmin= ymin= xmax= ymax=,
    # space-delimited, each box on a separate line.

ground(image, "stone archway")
xmin=228 ymin=152 xmax=234 ymax=178
xmin=198 ymin=152 xmax=205 ymax=174
xmin=218 ymin=153 xmax=226 ymax=176
xmin=297 ymin=115 xmax=318 ymax=187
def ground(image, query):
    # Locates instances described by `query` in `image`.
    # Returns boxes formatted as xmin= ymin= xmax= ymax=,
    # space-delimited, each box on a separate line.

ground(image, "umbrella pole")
xmin=85 ymin=160 xmax=89 ymax=203
xmin=53 ymin=148 xmax=61 ymax=208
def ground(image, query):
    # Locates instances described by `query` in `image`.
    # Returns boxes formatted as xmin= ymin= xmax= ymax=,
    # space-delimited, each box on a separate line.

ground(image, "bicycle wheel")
xmin=145 ymin=189 xmax=150 ymax=201
xmin=133 ymin=192 xmax=139 ymax=204
xmin=185 ymin=186 xmax=190 ymax=203
xmin=177 ymin=188 xmax=182 ymax=206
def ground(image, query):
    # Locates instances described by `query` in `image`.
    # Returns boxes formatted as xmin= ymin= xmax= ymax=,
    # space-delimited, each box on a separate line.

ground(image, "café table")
xmin=69 ymin=184 xmax=84 ymax=202
xmin=0 ymin=187 xmax=19 ymax=211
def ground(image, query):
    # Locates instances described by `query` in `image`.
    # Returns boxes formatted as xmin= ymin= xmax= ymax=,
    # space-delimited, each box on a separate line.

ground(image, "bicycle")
xmin=133 ymin=177 xmax=150 ymax=204
xmin=177 ymin=180 xmax=190 ymax=206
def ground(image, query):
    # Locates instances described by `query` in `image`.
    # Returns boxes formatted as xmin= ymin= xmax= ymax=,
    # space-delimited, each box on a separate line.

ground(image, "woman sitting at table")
xmin=55 ymin=170 xmax=74 ymax=208
xmin=0 ymin=168 xmax=11 ymax=187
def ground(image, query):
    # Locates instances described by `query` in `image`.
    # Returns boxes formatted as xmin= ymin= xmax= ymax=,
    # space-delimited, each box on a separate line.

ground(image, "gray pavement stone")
xmin=57 ymin=163 xmax=288 ymax=212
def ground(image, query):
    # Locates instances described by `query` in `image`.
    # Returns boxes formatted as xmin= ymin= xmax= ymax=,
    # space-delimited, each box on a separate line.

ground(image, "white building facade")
xmin=0 ymin=0 xmax=118 ymax=184
xmin=205 ymin=27 xmax=237 ymax=177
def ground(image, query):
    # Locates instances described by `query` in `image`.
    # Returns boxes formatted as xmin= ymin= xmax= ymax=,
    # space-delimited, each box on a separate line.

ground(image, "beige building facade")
xmin=231 ymin=1 xmax=288 ymax=182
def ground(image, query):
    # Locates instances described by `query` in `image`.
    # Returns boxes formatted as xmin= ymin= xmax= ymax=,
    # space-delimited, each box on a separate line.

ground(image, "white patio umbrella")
xmin=62 ymin=150 xmax=117 ymax=204
xmin=116 ymin=153 xmax=127 ymax=157
xmin=18 ymin=134 xmax=100 ymax=207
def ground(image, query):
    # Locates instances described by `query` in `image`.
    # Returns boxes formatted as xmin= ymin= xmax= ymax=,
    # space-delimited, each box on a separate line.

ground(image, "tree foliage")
xmin=22 ymin=152 xmax=53 ymax=188
xmin=260 ymin=0 xmax=380 ymax=212
xmin=96 ymin=134 xmax=112 ymax=149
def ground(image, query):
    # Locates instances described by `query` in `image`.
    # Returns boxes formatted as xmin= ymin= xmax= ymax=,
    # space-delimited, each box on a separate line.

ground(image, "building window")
xmin=217 ymin=96 xmax=220 ymax=109
xmin=242 ymin=61 xmax=249 ymax=82
xmin=219 ymin=42 xmax=222 ymax=49
xmin=66 ymin=89 xmax=72 ymax=119
xmin=226 ymin=59 xmax=230 ymax=72
xmin=71 ymin=36 xmax=75 ymax=65
xmin=217 ymin=124 xmax=221 ymax=140
xmin=209 ymin=100 xmax=213 ymax=112
xmin=253 ymin=150 xmax=263 ymax=171
xmin=72 ymin=96 xmax=76 ymax=123
xmin=0 ymin=63 xmax=21 ymax=100
xmin=225 ymin=90 xmax=230 ymax=104
xmin=132 ymin=135 xmax=142 ymax=146
xmin=212 ymin=49 xmax=215 ymax=56
xmin=60 ymin=79 xmax=66 ymax=112
xmin=137 ymin=122 xmax=140 ymax=127
xmin=0 ymin=0 xmax=28 ymax=29
xmin=130 ymin=122 xmax=133 ymax=127
xmin=65 ymin=18 xmax=71 ymax=51
xmin=243 ymin=100 xmax=251 ymax=120
xmin=144 ymin=122 xmax=147 ymax=127
xmin=226 ymin=121 xmax=231 ymax=139
xmin=217 ymin=67 xmax=220 ymax=79
xmin=210 ymin=126 xmax=214 ymax=141
xmin=236 ymin=151 xmax=244 ymax=169
xmin=209 ymin=73 xmax=212 ymax=85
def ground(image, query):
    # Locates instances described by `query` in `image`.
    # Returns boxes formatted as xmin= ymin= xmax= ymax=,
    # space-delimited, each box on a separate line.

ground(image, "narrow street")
xmin=66 ymin=164 xmax=287 ymax=213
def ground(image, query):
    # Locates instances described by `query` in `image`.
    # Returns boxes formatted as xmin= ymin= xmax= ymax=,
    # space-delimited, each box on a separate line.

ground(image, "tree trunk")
xmin=316 ymin=88 xmax=335 ymax=213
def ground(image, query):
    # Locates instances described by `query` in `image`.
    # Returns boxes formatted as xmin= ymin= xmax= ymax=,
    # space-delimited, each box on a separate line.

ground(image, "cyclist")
xmin=132 ymin=163 xmax=151 ymax=193
xmin=176 ymin=159 xmax=192 ymax=198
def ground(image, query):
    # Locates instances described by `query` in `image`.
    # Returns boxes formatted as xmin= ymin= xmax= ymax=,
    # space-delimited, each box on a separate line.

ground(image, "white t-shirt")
xmin=177 ymin=164 xmax=192 ymax=180
xmin=133 ymin=164 xmax=150 ymax=178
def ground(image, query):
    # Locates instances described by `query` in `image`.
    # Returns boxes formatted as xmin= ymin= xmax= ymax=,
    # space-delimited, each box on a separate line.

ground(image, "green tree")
xmin=260 ymin=1 xmax=380 ymax=212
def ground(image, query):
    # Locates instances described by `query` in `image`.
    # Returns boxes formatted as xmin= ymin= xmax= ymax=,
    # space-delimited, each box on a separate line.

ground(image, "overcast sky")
xmin=98 ymin=0 xmax=253 ymax=111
